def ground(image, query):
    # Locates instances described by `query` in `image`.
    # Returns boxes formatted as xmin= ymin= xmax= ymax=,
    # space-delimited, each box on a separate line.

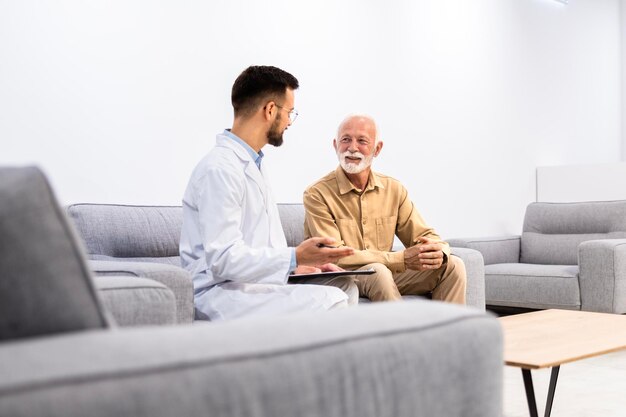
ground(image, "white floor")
xmin=503 ymin=349 xmax=626 ymax=416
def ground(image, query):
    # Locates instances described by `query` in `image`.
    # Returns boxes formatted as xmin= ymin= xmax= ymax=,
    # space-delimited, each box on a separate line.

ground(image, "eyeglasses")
xmin=275 ymin=104 xmax=299 ymax=123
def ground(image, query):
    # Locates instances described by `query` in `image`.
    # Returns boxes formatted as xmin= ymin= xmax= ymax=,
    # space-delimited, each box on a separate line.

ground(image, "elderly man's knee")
xmin=368 ymin=263 xmax=393 ymax=278
xmin=358 ymin=263 xmax=399 ymax=301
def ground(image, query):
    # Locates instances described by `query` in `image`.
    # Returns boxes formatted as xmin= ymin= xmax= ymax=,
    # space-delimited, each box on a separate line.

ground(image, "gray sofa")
xmin=449 ymin=201 xmax=626 ymax=313
xmin=66 ymin=203 xmax=486 ymax=321
xmin=0 ymin=166 xmax=504 ymax=417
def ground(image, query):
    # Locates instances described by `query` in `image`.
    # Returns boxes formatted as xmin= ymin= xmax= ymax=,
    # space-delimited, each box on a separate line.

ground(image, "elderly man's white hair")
xmin=336 ymin=113 xmax=380 ymax=143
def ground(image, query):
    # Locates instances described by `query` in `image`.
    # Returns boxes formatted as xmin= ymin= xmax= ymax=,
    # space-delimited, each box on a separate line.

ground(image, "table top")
xmin=499 ymin=309 xmax=626 ymax=369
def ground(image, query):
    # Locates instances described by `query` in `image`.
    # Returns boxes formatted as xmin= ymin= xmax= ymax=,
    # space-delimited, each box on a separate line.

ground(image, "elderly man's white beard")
xmin=337 ymin=150 xmax=374 ymax=174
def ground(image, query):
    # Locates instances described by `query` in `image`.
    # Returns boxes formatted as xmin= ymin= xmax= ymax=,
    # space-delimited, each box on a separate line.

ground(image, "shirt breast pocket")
xmin=336 ymin=218 xmax=358 ymax=248
xmin=376 ymin=216 xmax=397 ymax=251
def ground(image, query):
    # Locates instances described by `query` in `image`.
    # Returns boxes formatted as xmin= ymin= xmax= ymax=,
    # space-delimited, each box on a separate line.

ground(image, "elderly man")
xmin=180 ymin=66 xmax=358 ymax=321
xmin=303 ymin=114 xmax=466 ymax=304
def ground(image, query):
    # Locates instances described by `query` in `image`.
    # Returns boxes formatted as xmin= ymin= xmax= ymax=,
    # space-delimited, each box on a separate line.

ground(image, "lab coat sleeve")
xmin=194 ymin=165 xmax=291 ymax=285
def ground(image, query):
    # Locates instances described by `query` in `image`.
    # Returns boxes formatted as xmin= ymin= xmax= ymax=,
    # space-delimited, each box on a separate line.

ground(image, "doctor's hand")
xmin=293 ymin=265 xmax=322 ymax=275
xmin=404 ymin=236 xmax=445 ymax=271
xmin=296 ymin=237 xmax=354 ymax=267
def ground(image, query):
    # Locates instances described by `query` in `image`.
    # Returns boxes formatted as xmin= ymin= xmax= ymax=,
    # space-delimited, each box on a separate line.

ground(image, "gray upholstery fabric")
xmin=0 ymin=167 xmax=109 ymax=341
xmin=91 ymin=254 xmax=182 ymax=266
xmin=277 ymin=203 xmax=305 ymax=247
xmin=579 ymin=239 xmax=626 ymax=313
xmin=0 ymin=300 xmax=503 ymax=417
xmin=94 ymin=276 xmax=177 ymax=326
xmin=450 ymin=248 xmax=485 ymax=309
xmin=521 ymin=201 xmax=626 ymax=265
xmin=448 ymin=236 xmax=520 ymax=265
xmin=69 ymin=203 xmax=486 ymax=311
xmin=451 ymin=201 xmax=626 ymax=313
xmin=89 ymin=260 xmax=194 ymax=324
xmin=485 ymin=263 xmax=580 ymax=309
xmin=66 ymin=204 xmax=182 ymax=258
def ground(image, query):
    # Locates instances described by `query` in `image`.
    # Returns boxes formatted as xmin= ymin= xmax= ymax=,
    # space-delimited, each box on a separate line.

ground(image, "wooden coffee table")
xmin=499 ymin=309 xmax=626 ymax=417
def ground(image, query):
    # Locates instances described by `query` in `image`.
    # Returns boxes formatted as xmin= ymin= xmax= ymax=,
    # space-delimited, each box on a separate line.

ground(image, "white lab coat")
xmin=180 ymin=133 xmax=348 ymax=321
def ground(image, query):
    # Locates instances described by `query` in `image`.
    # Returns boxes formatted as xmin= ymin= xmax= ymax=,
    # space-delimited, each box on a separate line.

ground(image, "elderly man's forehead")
xmin=339 ymin=117 xmax=376 ymax=134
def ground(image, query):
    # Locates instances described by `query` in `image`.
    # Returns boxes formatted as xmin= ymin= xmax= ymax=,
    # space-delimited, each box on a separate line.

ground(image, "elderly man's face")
xmin=334 ymin=117 xmax=379 ymax=174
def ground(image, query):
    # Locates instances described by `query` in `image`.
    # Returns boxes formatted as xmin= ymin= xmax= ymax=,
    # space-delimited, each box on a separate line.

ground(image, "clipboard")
xmin=289 ymin=268 xmax=376 ymax=280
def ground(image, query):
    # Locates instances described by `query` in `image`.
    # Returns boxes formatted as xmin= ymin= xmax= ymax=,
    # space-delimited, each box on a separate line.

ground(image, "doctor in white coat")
xmin=180 ymin=66 xmax=358 ymax=321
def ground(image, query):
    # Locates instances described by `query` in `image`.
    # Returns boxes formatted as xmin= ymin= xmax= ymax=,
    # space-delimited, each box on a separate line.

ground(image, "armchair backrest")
xmin=521 ymin=201 xmax=626 ymax=265
xmin=66 ymin=203 xmax=307 ymax=262
xmin=0 ymin=167 xmax=109 ymax=341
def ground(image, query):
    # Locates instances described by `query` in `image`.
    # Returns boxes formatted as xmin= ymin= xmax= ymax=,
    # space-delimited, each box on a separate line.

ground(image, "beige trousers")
xmin=354 ymin=255 xmax=467 ymax=305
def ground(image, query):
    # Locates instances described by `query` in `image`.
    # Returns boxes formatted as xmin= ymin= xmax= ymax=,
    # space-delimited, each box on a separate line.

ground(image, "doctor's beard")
xmin=267 ymin=115 xmax=284 ymax=147
xmin=337 ymin=150 xmax=374 ymax=174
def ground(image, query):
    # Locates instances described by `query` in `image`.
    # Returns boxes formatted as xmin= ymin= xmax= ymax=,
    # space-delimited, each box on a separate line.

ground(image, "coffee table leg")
xmin=544 ymin=366 xmax=560 ymax=417
xmin=522 ymin=369 xmax=539 ymax=417
xmin=521 ymin=366 xmax=561 ymax=417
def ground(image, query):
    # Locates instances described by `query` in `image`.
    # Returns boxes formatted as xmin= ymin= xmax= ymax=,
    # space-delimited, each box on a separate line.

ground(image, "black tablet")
xmin=289 ymin=268 xmax=376 ymax=279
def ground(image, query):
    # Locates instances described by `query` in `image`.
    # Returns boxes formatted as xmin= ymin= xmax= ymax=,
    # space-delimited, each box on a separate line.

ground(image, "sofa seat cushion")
xmin=94 ymin=276 xmax=177 ymax=326
xmin=485 ymin=263 xmax=580 ymax=310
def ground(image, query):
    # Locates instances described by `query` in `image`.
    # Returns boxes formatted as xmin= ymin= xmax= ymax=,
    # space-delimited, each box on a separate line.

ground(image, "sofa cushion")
xmin=66 ymin=204 xmax=182 ymax=258
xmin=0 ymin=167 xmax=109 ymax=341
xmin=94 ymin=276 xmax=177 ymax=326
xmin=68 ymin=203 xmax=307 ymax=257
xmin=521 ymin=201 xmax=626 ymax=265
xmin=485 ymin=263 xmax=580 ymax=309
xmin=0 ymin=301 xmax=503 ymax=417
xmin=89 ymin=260 xmax=194 ymax=324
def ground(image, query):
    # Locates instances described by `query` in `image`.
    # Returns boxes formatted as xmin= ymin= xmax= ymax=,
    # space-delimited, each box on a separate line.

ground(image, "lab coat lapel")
xmin=215 ymin=134 xmax=286 ymax=248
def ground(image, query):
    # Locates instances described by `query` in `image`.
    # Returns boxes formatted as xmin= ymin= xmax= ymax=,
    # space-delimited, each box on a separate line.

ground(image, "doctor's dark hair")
xmin=231 ymin=66 xmax=299 ymax=117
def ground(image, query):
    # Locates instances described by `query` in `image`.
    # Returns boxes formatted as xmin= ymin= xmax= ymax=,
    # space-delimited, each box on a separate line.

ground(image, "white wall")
xmin=537 ymin=162 xmax=626 ymax=202
xmin=622 ymin=0 xmax=626 ymax=161
xmin=0 ymin=0 xmax=622 ymax=238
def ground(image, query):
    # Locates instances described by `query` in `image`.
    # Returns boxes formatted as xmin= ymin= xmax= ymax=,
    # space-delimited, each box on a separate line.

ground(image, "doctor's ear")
xmin=262 ymin=102 xmax=276 ymax=121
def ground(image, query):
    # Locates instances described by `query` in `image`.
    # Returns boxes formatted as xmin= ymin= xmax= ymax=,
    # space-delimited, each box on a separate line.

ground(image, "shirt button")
xmin=362 ymin=220 xmax=367 ymax=225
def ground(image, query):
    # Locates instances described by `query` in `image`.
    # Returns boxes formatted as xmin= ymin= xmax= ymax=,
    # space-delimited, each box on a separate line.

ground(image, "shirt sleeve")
xmin=395 ymin=185 xmax=451 ymax=260
xmin=303 ymin=188 xmax=406 ymax=273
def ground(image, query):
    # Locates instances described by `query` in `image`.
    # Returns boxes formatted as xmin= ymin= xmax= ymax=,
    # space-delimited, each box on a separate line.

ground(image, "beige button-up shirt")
xmin=303 ymin=166 xmax=450 ymax=273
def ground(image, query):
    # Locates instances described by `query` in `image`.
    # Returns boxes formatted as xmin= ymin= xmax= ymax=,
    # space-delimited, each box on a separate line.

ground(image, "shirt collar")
xmin=335 ymin=166 xmax=385 ymax=195
xmin=223 ymin=129 xmax=264 ymax=169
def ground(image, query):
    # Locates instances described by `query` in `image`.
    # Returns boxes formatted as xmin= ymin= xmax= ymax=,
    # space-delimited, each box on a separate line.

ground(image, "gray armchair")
xmin=449 ymin=201 xmax=626 ymax=313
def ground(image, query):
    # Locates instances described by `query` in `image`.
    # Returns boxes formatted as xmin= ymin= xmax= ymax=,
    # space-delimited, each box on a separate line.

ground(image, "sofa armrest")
xmin=0 ymin=301 xmax=502 ymax=417
xmin=94 ymin=276 xmax=178 ymax=326
xmin=89 ymin=260 xmax=194 ymax=324
xmin=451 ymin=247 xmax=485 ymax=310
xmin=448 ymin=236 xmax=521 ymax=265
xmin=579 ymin=239 xmax=626 ymax=313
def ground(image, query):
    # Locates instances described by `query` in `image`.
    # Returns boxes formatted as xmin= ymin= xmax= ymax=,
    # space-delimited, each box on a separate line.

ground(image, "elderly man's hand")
xmin=404 ymin=237 xmax=445 ymax=271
